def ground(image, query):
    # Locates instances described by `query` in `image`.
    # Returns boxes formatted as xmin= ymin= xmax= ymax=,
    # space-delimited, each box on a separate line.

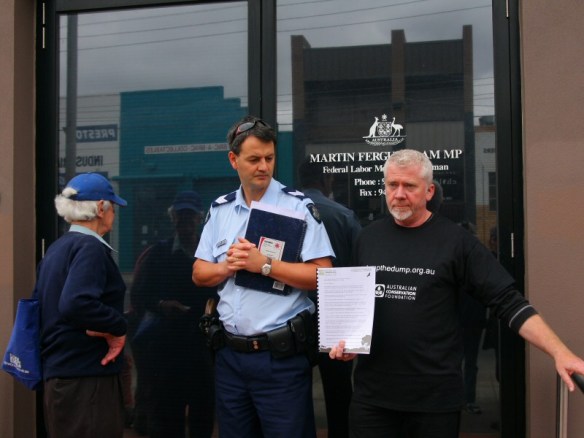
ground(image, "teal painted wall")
xmin=118 ymin=87 xmax=246 ymax=270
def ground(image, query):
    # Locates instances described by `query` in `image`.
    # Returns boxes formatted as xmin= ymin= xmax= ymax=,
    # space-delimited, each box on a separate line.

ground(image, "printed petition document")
xmin=317 ymin=266 xmax=376 ymax=354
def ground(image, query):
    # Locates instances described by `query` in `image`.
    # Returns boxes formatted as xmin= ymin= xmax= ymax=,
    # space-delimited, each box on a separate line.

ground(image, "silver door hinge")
xmin=510 ymin=232 xmax=514 ymax=258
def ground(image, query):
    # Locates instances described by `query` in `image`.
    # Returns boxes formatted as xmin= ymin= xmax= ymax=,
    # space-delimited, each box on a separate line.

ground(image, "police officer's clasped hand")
xmin=226 ymin=237 xmax=258 ymax=272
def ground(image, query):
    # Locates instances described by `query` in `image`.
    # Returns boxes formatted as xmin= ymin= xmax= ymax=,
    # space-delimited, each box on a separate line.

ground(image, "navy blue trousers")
xmin=215 ymin=347 xmax=316 ymax=438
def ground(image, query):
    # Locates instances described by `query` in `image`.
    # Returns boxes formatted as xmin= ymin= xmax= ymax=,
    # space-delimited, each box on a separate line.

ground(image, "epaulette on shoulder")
xmin=211 ymin=191 xmax=237 ymax=207
xmin=281 ymin=186 xmax=307 ymax=200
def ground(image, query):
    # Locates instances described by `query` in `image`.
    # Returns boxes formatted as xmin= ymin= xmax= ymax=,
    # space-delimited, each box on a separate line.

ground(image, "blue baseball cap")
xmin=171 ymin=190 xmax=203 ymax=213
xmin=65 ymin=173 xmax=127 ymax=206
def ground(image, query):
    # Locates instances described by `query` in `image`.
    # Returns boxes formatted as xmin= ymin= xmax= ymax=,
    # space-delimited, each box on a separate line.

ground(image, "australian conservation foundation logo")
xmin=363 ymin=114 xmax=406 ymax=147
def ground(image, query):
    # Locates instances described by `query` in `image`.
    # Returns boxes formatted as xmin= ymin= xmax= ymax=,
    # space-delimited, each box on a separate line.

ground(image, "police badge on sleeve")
xmin=306 ymin=203 xmax=322 ymax=224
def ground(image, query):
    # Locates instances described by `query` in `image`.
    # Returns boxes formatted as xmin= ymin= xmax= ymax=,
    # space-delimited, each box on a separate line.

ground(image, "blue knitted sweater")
xmin=38 ymin=231 xmax=127 ymax=380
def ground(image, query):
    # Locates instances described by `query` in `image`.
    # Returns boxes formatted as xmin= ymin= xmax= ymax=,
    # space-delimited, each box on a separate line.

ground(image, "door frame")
xmin=35 ymin=1 xmax=526 ymax=436
xmin=493 ymin=1 xmax=526 ymax=437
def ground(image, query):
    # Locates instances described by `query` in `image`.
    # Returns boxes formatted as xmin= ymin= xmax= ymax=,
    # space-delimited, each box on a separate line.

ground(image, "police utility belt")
xmin=204 ymin=309 xmax=316 ymax=361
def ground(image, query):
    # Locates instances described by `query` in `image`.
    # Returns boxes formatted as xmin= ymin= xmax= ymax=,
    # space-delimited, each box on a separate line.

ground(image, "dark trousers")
xmin=44 ymin=374 xmax=124 ymax=438
xmin=148 ymin=354 xmax=215 ymax=438
xmin=349 ymin=399 xmax=460 ymax=438
xmin=462 ymin=327 xmax=483 ymax=403
xmin=132 ymin=336 xmax=215 ymax=438
xmin=317 ymin=353 xmax=353 ymax=438
xmin=215 ymin=347 xmax=316 ymax=438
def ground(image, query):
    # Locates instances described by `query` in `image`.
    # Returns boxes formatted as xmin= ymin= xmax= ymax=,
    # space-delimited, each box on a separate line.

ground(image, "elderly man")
xmin=39 ymin=173 xmax=128 ymax=438
xmin=330 ymin=149 xmax=584 ymax=438
xmin=193 ymin=116 xmax=334 ymax=438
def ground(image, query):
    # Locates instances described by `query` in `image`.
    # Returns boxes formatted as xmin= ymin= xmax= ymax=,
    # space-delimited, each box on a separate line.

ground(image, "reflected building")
xmin=55 ymin=24 xmax=496 ymax=268
xmin=474 ymin=115 xmax=497 ymax=246
xmin=61 ymin=87 xmax=247 ymax=271
xmin=117 ymin=86 xmax=245 ymax=270
xmin=291 ymin=27 xmax=475 ymax=226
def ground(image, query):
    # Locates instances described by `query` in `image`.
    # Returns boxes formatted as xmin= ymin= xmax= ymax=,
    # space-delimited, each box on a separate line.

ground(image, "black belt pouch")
xmin=266 ymin=325 xmax=296 ymax=359
xmin=290 ymin=310 xmax=318 ymax=366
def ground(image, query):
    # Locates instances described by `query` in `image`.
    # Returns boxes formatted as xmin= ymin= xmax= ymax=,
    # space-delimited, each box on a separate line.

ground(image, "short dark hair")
xmin=426 ymin=180 xmax=443 ymax=213
xmin=227 ymin=115 xmax=277 ymax=155
xmin=298 ymin=157 xmax=326 ymax=188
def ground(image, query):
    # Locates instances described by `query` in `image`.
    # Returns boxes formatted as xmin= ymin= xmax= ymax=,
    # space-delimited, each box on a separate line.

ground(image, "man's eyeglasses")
xmin=234 ymin=119 xmax=266 ymax=137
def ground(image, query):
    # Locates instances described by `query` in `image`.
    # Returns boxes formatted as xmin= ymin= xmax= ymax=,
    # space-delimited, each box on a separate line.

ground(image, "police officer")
xmin=193 ymin=116 xmax=334 ymax=438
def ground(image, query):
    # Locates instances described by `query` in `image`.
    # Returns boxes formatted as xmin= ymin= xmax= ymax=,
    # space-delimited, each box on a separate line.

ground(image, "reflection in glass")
xmin=58 ymin=3 xmax=248 ymax=437
xmin=277 ymin=1 xmax=499 ymax=436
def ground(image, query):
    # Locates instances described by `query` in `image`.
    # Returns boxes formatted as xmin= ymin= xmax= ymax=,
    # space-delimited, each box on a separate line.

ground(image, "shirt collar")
xmin=172 ymin=235 xmax=182 ymax=253
xmin=171 ymin=235 xmax=195 ymax=257
xmin=234 ymin=178 xmax=281 ymax=211
xmin=69 ymin=224 xmax=116 ymax=252
xmin=301 ymin=188 xmax=322 ymax=198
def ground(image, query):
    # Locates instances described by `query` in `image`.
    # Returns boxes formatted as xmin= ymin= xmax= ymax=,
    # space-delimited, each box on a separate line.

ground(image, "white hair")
xmin=383 ymin=149 xmax=433 ymax=185
xmin=54 ymin=187 xmax=111 ymax=223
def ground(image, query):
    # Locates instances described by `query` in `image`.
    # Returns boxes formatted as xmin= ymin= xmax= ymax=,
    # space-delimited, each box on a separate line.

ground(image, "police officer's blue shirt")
xmin=195 ymin=178 xmax=335 ymax=336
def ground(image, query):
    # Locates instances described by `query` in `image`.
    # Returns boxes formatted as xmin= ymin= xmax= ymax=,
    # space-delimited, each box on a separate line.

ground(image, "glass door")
xmin=56 ymin=2 xmax=249 ymax=436
xmin=276 ymin=1 xmax=501 ymax=436
xmin=58 ymin=2 xmax=249 ymax=269
xmin=38 ymin=1 xmax=521 ymax=437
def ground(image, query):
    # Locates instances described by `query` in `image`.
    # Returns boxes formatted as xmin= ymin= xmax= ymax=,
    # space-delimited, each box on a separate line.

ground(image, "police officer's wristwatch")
xmin=261 ymin=257 xmax=272 ymax=276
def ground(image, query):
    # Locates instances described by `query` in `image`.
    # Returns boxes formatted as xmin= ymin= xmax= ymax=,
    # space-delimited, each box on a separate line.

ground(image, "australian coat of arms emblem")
xmin=363 ymin=114 xmax=405 ymax=146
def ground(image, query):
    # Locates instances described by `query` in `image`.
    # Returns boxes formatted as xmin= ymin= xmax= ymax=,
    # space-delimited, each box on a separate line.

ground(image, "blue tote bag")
xmin=2 ymin=296 xmax=42 ymax=390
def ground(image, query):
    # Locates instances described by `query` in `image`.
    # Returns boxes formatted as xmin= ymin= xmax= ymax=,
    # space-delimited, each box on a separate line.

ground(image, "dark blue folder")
xmin=235 ymin=206 xmax=307 ymax=295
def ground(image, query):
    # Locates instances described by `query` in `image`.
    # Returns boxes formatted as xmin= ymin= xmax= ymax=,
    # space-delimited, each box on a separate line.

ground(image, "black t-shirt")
xmin=353 ymin=214 xmax=529 ymax=412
